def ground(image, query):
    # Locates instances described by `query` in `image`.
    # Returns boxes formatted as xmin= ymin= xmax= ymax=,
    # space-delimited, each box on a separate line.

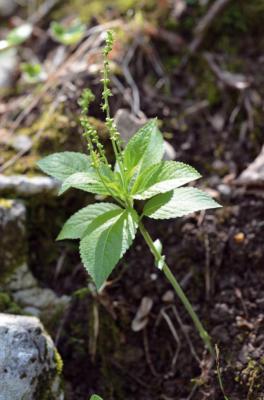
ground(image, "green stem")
xmin=138 ymin=221 xmax=214 ymax=357
xmin=96 ymin=168 xmax=125 ymax=208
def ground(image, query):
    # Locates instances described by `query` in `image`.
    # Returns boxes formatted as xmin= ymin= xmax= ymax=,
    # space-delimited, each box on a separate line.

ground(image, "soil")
xmin=1 ymin=1 xmax=264 ymax=399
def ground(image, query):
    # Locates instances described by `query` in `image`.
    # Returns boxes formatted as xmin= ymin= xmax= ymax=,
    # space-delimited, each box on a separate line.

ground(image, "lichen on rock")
xmin=0 ymin=313 xmax=64 ymax=400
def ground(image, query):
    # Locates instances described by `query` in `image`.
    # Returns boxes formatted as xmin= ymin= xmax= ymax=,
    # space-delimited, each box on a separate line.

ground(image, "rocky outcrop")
xmin=0 ymin=175 xmax=59 ymax=197
xmin=0 ymin=313 xmax=64 ymax=400
xmin=0 ymin=199 xmax=27 ymax=280
xmin=0 ymin=200 xmax=69 ymax=325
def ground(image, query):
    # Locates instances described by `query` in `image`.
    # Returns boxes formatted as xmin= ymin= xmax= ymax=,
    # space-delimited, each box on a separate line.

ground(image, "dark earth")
xmin=1 ymin=1 xmax=264 ymax=399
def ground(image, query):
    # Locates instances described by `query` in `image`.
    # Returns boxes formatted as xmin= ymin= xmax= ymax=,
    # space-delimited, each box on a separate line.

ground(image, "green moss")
xmin=196 ymin=67 xmax=221 ymax=106
xmin=236 ymin=359 xmax=264 ymax=399
xmin=0 ymin=199 xmax=13 ymax=208
xmin=0 ymin=292 xmax=22 ymax=314
xmin=53 ymin=0 xmax=157 ymax=22
xmin=54 ymin=348 xmax=64 ymax=376
xmin=0 ymin=205 xmax=27 ymax=283
xmin=3 ymin=105 xmax=84 ymax=176
xmin=33 ymin=347 xmax=63 ymax=400
xmin=210 ymin=0 xmax=264 ymax=54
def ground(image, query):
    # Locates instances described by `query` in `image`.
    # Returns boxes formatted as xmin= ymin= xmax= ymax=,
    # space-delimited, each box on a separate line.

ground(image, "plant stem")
xmin=138 ymin=221 xmax=214 ymax=357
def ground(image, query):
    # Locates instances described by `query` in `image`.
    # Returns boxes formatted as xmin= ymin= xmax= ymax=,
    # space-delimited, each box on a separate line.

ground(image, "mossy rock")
xmin=52 ymin=0 xmax=157 ymax=23
xmin=0 ymin=200 xmax=27 ymax=282
xmin=0 ymin=292 xmax=22 ymax=314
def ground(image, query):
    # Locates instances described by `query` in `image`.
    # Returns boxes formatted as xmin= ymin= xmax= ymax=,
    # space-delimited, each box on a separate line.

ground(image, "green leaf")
xmin=21 ymin=62 xmax=46 ymax=83
xmin=131 ymin=161 xmax=201 ymax=199
xmin=90 ymin=395 xmax=103 ymax=400
xmin=58 ymin=172 xmax=109 ymax=196
xmin=7 ymin=23 xmax=33 ymax=46
xmin=143 ymin=188 xmax=221 ymax=219
xmin=57 ymin=202 xmax=121 ymax=240
xmin=123 ymin=120 xmax=164 ymax=179
xmin=153 ymin=239 xmax=165 ymax=270
xmin=50 ymin=21 xmax=86 ymax=45
xmin=0 ymin=24 xmax=33 ymax=51
xmin=80 ymin=209 xmax=138 ymax=289
xmin=37 ymin=152 xmax=92 ymax=181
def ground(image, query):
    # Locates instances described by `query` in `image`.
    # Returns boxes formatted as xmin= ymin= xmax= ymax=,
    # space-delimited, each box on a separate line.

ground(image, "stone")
xmin=10 ymin=134 xmax=32 ymax=152
xmin=0 ymin=174 xmax=60 ymax=196
xmin=114 ymin=109 xmax=176 ymax=160
xmin=0 ymin=313 xmax=64 ymax=400
xmin=3 ymin=264 xmax=70 ymax=324
xmin=0 ymin=48 xmax=17 ymax=90
xmin=0 ymin=200 xmax=27 ymax=280
xmin=237 ymin=145 xmax=264 ymax=187
xmin=12 ymin=286 xmax=69 ymax=311
xmin=0 ymin=0 xmax=16 ymax=16
xmin=0 ymin=201 xmax=69 ymax=326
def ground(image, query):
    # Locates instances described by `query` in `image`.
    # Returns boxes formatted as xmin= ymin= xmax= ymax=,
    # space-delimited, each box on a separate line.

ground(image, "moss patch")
xmin=0 ymin=292 xmax=22 ymax=314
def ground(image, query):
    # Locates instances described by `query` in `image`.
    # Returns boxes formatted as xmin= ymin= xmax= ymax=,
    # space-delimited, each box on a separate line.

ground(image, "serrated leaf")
xmin=37 ymin=152 xmax=92 ymax=181
xmin=58 ymin=171 xmax=109 ymax=196
xmin=90 ymin=396 xmax=103 ymax=400
xmin=143 ymin=188 xmax=221 ymax=219
xmin=132 ymin=161 xmax=201 ymax=199
xmin=57 ymin=202 xmax=121 ymax=240
xmin=123 ymin=120 xmax=164 ymax=179
xmin=80 ymin=209 xmax=138 ymax=289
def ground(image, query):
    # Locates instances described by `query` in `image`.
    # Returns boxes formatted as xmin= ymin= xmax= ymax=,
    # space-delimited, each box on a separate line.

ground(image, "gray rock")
xmin=0 ymin=0 xmax=16 ymax=16
xmin=237 ymin=145 xmax=264 ymax=187
xmin=0 ymin=201 xmax=69 ymax=324
xmin=0 ymin=313 xmax=64 ymax=400
xmin=114 ymin=109 xmax=176 ymax=160
xmin=0 ymin=48 xmax=17 ymax=90
xmin=0 ymin=174 xmax=60 ymax=196
xmin=4 ymin=264 xmax=70 ymax=322
xmin=13 ymin=286 xmax=69 ymax=311
xmin=6 ymin=263 xmax=38 ymax=292
xmin=0 ymin=200 xmax=27 ymax=280
xmin=10 ymin=134 xmax=32 ymax=152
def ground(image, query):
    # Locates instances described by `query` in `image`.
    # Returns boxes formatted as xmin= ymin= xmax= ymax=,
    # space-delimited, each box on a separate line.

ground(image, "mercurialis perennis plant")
xmin=38 ymin=31 xmax=221 ymax=356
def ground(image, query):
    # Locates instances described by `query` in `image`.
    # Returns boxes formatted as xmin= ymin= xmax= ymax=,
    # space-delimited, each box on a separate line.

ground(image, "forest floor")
xmin=1 ymin=1 xmax=264 ymax=399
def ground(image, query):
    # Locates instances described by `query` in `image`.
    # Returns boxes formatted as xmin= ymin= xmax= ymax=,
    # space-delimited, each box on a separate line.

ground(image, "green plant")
xmin=21 ymin=63 xmax=46 ymax=83
xmin=50 ymin=20 xmax=86 ymax=45
xmin=38 ymin=31 xmax=220 ymax=356
xmin=215 ymin=345 xmax=230 ymax=400
xmin=0 ymin=23 xmax=32 ymax=52
xmin=90 ymin=395 xmax=103 ymax=400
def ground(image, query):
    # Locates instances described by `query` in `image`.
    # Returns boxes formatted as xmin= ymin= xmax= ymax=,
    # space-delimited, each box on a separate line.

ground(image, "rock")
xmin=0 ymin=200 xmax=27 ymax=280
xmin=0 ymin=48 xmax=18 ymax=90
xmin=162 ymin=290 xmax=175 ymax=303
xmin=3 ymin=262 xmax=70 ymax=323
xmin=237 ymin=145 xmax=264 ymax=187
xmin=10 ymin=134 xmax=32 ymax=152
xmin=0 ymin=0 xmax=16 ymax=16
xmin=5 ymin=263 xmax=38 ymax=292
xmin=114 ymin=109 xmax=176 ymax=160
xmin=12 ymin=285 xmax=69 ymax=311
xmin=0 ymin=200 xmax=69 ymax=326
xmin=0 ymin=174 xmax=60 ymax=196
xmin=131 ymin=296 xmax=153 ymax=332
xmin=217 ymin=183 xmax=232 ymax=197
xmin=0 ymin=313 xmax=64 ymax=400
